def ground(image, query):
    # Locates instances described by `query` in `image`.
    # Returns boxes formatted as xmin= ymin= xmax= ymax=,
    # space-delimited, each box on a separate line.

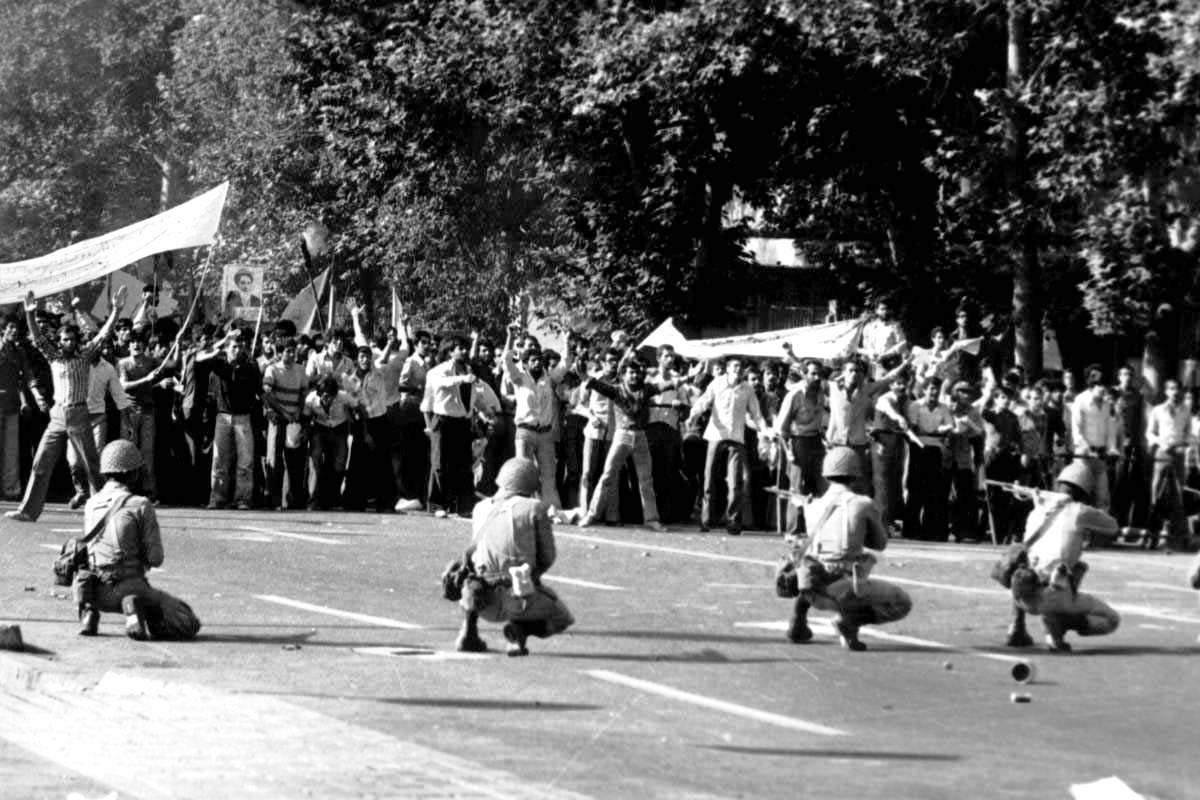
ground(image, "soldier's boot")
xmin=502 ymin=622 xmax=529 ymax=657
xmin=834 ymin=609 xmax=872 ymax=652
xmin=786 ymin=598 xmax=813 ymax=644
xmin=1042 ymin=613 xmax=1071 ymax=652
xmin=121 ymin=596 xmax=150 ymax=642
xmin=454 ymin=611 xmax=488 ymax=653
xmin=1005 ymin=605 xmax=1034 ymax=648
xmin=77 ymin=605 xmax=99 ymax=637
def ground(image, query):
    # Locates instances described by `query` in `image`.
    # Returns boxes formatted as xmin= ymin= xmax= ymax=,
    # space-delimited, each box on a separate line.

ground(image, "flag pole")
xmin=299 ymin=239 xmax=326 ymax=332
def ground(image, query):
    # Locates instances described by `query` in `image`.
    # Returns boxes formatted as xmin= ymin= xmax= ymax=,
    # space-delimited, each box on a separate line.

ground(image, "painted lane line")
xmin=542 ymin=575 xmax=625 ymax=591
xmin=38 ymin=543 xmax=61 ymax=550
xmin=1109 ymin=603 xmax=1200 ymax=625
xmin=735 ymin=620 xmax=1026 ymax=663
xmin=51 ymin=528 xmax=78 ymax=533
xmin=706 ymin=582 xmax=769 ymax=589
xmin=563 ymin=531 xmax=1200 ymax=623
xmin=254 ymin=594 xmax=423 ymax=629
xmin=1127 ymin=580 xmax=1196 ymax=595
xmin=239 ymin=526 xmax=344 ymax=545
xmin=585 ymin=669 xmax=847 ymax=736
xmin=558 ymin=531 xmax=774 ymax=566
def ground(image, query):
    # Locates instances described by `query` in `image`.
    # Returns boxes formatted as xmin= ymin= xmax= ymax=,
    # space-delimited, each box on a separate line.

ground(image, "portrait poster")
xmin=222 ymin=265 xmax=265 ymax=321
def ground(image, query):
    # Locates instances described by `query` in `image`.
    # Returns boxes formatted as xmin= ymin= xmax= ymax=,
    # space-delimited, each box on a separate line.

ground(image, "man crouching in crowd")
xmin=779 ymin=446 xmax=912 ymax=651
xmin=455 ymin=457 xmax=574 ymax=656
xmin=75 ymin=440 xmax=200 ymax=640
xmin=992 ymin=462 xmax=1119 ymax=652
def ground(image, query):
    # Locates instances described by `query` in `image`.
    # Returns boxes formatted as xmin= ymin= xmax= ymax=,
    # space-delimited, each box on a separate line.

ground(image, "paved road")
xmin=2 ymin=502 xmax=1198 ymax=799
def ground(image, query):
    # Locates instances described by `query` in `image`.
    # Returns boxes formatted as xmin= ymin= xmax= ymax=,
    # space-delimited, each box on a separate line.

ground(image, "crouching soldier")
xmin=991 ymin=462 xmax=1119 ymax=652
xmin=779 ymin=446 xmax=912 ymax=651
xmin=455 ymin=457 xmax=574 ymax=656
xmin=75 ymin=440 xmax=201 ymax=640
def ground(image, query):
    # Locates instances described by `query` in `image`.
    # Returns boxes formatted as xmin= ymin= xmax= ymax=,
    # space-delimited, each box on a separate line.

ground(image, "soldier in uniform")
xmin=74 ymin=440 xmax=200 ymax=640
xmin=782 ymin=446 xmax=913 ymax=651
xmin=992 ymin=461 xmax=1120 ymax=651
xmin=456 ymin=457 xmax=574 ymax=656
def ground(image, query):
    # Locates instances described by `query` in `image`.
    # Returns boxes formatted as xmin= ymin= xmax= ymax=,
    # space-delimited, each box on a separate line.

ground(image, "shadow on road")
xmin=699 ymin=745 xmax=962 ymax=762
xmin=383 ymin=698 xmax=601 ymax=711
xmin=570 ymin=629 xmax=781 ymax=645
xmin=543 ymin=650 xmax=791 ymax=664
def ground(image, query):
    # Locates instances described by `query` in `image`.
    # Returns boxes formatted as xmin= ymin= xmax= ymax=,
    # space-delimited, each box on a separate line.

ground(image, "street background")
xmin=2 ymin=503 xmax=1198 ymax=799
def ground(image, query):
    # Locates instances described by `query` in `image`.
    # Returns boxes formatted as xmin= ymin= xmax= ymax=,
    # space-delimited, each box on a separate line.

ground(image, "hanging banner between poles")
xmin=0 ymin=182 xmax=229 ymax=305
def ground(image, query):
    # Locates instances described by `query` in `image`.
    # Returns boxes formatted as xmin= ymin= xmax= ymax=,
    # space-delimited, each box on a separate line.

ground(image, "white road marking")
xmin=558 ymin=531 xmax=773 ymax=566
xmin=736 ymin=620 xmax=1026 ymax=663
xmin=253 ymin=594 xmax=423 ymax=629
xmin=1138 ymin=623 xmax=1171 ymax=630
xmin=585 ymin=669 xmax=847 ymax=736
xmin=38 ymin=543 xmax=61 ymax=550
xmin=1109 ymin=604 xmax=1200 ymax=625
xmin=706 ymin=582 xmax=768 ymax=589
xmin=239 ymin=525 xmax=344 ymax=545
xmin=218 ymin=533 xmax=276 ymax=542
xmin=1127 ymin=580 xmax=1196 ymax=595
xmin=542 ymin=575 xmax=625 ymax=591
xmin=51 ymin=528 xmax=77 ymax=533
xmin=565 ymin=530 xmax=1200 ymax=624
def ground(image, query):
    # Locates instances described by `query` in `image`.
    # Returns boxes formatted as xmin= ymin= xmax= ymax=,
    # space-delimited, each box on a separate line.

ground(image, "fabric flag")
xmin=1042 ymin=327 xmax=1063 ymax=372
xmin=0 ymin=183 xmax=228 ymax=305
xmin=280 ymin=267 xmax=330 ymax=334
xmin=639 ymin=316 xmax=864 ymax=361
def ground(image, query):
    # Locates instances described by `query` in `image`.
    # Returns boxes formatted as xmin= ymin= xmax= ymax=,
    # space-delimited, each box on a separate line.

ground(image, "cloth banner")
xmin=280 ymin=267 xmax=329 ymax=334
xmin=0 ymin=182 xmax=228 ymax=306
xmin=90 ymin=271 xmax=181 ymax=321
xmin=640 ymin=317 xmax=864 ymax=361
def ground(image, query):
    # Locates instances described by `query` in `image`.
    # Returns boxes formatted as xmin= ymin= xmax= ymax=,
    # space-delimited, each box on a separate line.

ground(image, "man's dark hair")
xmin=414 ymin=329 xmax=433 ymax=344
xmin=356 ymin=345 xmax=372 ymax=358
xmin=318 ymin=376 xmax=339 ymax=395
xmin=930 ymin=326 xmax=945 ymax=339
xmin=59 ymin=323 xmax=81 ymax=340
xmin=114 ymin=318 xmax=133 ymax=332
xmin=923 ymin=376 xmax=944 ymax=391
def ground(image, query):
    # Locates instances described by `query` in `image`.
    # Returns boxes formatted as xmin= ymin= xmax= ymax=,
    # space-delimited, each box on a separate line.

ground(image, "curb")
xmin=0 ymin=649 xmax=97 ymax=695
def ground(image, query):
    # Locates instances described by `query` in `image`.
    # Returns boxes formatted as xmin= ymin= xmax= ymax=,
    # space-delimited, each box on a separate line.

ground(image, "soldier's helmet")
xmin=822 ymin=446 xmax=862 ymax=479
xmin=99 ymin=440 xmax=144 ymax=475
xmin=496 ymin=457 xmax=540 ymax=496
xmin=1055 ymin=461 xmax=1094 ymax=498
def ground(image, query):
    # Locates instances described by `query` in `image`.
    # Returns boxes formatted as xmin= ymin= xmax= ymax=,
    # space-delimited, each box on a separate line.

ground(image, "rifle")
xmin=765 ymin=486 xmax=812 ymax=507
xmin=984 ymin=480 xmax=1069 ymax=505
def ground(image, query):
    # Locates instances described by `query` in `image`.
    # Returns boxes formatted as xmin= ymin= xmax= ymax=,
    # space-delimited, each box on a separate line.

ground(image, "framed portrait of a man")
xmin=222 ymin=265 xmax=264 ymax=320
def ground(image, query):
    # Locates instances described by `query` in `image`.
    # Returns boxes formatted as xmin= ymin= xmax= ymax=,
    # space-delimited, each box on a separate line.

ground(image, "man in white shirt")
xmin=68 ymin=340 xmax=133 ymax=509
xmin=686 ymin=355 xmax=770 ymax=535
xmin=904 ymin=377 xmax=954 ymax=541
xmin=860 ymin=299 xmax=906 ymax=379
xmin=1146 ymin=378 xmax=1192 ymax=549
xmin=500 ymin=324 xmax=571 ymax=515
xmin=424 ymin=335 xmax=478 ymax=516
xmin=1069 ymin=364 xmax=1119 ymax=511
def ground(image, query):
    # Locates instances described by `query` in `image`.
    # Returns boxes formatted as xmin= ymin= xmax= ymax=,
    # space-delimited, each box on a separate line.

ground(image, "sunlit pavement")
xmin=2 ymin=502 xmax=1198 ymax=799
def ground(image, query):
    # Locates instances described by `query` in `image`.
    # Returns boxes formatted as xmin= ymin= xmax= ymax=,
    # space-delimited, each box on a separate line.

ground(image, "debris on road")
xmin=1010 ymin=692 xmax=1031 ymax=704
xmin=0 ymin=624 xmax=24 ymax=652
xmin=282 ymin=644 xmax=302 ymax=651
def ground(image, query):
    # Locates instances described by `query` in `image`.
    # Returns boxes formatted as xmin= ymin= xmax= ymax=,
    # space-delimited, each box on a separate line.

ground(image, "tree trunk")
xmin=1007 ymin=0 xmax=1042 ymax=375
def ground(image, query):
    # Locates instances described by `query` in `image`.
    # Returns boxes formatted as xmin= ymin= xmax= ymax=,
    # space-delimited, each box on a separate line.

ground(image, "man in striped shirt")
xmin=7 ymin=286 xmax=126 ymax=522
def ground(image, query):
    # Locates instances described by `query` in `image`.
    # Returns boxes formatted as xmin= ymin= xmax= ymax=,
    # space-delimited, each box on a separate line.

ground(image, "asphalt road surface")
xmin=2 ymin=501 xmax=1198 ymax=799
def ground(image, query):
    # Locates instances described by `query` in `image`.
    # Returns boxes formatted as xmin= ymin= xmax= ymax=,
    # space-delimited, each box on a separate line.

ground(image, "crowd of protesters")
xmin=1 ymin=287 xmax=1198 ymax=552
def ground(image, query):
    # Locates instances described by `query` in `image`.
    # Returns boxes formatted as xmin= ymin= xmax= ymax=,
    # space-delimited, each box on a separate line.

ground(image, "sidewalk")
xmin=0 ymin=623 xmax=590 ymax=800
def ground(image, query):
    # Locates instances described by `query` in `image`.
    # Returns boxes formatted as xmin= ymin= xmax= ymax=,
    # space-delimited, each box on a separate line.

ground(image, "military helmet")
xmin=822 ymin=446 xmax=862 ymax=479
xmin=99 ymin=440 xmax=144 ymax=474
xmin=496 ymin=457 xmax=540 ymax=496
xmin=1055 ymin=461 xmax=1094 ymax=497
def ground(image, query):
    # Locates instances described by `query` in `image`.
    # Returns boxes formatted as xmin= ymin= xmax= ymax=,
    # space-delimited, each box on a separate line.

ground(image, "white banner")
xmin=0 ymin=182 xmax=228 ymax=305
xmin=640 ymin=317 xmax=865 ymax=361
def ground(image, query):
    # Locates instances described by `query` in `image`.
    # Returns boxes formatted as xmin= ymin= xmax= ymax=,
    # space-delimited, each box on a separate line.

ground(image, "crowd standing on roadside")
xmin=3 ymin=290 xmax=1199 ymax=556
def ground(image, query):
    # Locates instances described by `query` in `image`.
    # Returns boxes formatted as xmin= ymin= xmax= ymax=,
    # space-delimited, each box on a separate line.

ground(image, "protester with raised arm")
xmin=7 ymin=286 xmax=126 ymax=522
